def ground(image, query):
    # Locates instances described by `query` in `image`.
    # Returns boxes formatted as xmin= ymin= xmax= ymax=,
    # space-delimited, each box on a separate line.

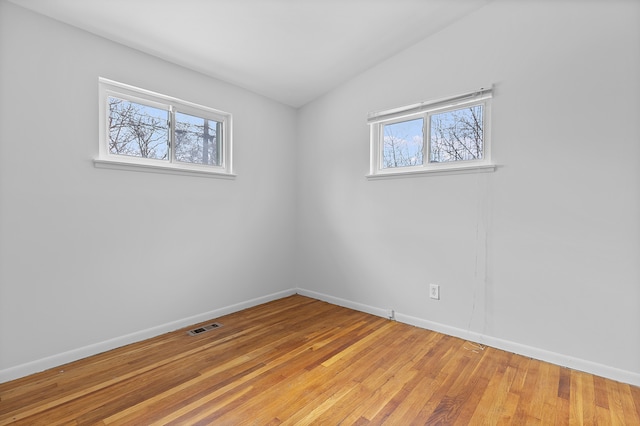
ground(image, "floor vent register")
xmin=188 ymin=322 xmax=222 ymax=336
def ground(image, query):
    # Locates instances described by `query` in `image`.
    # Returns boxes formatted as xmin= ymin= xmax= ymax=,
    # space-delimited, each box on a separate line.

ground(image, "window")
xmin=95 ymin=78 xmax=233 ymax=178
xmin=368 ymin=88 xmax=494 ymax=178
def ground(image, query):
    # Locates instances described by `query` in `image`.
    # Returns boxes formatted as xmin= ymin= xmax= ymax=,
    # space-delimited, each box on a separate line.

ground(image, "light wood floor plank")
xmin=1 ymin=295 xmax=638 ymax=425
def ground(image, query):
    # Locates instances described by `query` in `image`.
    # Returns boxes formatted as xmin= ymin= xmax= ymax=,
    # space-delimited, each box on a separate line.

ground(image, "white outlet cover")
xmin=429 ymin=284 xmax=440 ymax=300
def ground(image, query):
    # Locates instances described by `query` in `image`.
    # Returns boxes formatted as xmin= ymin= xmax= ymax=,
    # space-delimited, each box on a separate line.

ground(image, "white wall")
xmin=2 ymin=0 xmax=639 ymax=386
xmin=0 ymin=1 xmax=296 ymax=379
xmin=295 ymin=0 xmax=640 ymax=383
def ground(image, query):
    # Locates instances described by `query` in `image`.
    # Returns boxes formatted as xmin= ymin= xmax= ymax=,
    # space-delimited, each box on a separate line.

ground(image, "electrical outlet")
xmin=429 ymin=284 xmax=440 ymax=300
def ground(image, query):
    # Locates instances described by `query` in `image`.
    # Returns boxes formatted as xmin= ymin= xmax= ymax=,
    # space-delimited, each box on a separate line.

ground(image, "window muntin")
xmin=98 ymin=78 xmax=233 ymax=177
xmin=369 ymin=89 xmax=492 ymax=177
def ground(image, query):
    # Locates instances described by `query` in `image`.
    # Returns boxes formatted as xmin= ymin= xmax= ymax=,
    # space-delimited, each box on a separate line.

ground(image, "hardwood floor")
xmin=1 ymin=295 xmax=639 ymax=425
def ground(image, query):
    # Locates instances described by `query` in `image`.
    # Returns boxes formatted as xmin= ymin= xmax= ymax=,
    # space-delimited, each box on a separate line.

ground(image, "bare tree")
xmin=175 ymin=115 xmax=219 ymax=166
xmin=381 ymin=106 xmax=484 ymax=168
xmin=108 ymin=98 xmax=169 ymax=159
xmin=383 ymin=119 xmax=424 ymax=168
xmin=430 ymin=106 xmax=483 ymax=163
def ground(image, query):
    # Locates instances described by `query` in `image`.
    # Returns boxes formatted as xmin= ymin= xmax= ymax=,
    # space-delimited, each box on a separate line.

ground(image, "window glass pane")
xmin=430 ymin=105 xmax=483 ymax=163
xmin=175 ymin=112 xmax=221 ymax=166
xmin=382 ymin=118 xmax=424 ymax=169
xmin=108 ymin=97 xmax=169 ymax=159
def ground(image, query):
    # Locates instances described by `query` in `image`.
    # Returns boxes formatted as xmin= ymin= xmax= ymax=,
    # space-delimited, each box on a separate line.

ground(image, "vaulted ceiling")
xmin=8 ymin=0 xmax=490 ymax=107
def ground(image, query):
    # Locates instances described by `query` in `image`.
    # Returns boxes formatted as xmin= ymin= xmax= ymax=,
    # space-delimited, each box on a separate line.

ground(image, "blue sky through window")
xmin=108 ymin=97 xmax=169 ymax=159
xmin=382 ymin=117 xmax=424 ymax=168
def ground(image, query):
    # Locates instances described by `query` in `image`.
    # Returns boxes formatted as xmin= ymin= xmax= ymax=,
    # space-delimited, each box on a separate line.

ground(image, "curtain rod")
xmin=367 ymin=86 xmax=492 ymax=124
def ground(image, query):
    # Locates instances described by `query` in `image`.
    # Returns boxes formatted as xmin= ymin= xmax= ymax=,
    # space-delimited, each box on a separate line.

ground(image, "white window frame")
xmin=95 ymin=78 xmax=234 ymax=179
xmin=367 ymin=88 xmax=494 ymax=179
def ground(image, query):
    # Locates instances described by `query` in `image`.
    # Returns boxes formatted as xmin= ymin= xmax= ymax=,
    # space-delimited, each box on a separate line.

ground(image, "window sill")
xmin=94 ymin=158 xmax=236 ymax=179
xmin=366 ymin=164 xmax=496 ymax=180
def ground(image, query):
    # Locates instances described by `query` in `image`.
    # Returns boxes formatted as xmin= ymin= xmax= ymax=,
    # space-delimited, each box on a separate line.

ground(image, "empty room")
xmin=0 ymin=0 xmax=639 ymax=424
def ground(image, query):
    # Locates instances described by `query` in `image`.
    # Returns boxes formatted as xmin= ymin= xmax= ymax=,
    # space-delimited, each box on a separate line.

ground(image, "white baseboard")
xmin=0 ymin=289 xmax=296 ymax=384
xmin=3 ymin=288 xmax=639 ymax=388
xmin=296 ymin=288 xmax=390 ymax=318
xmin=297 ymin=288 xmax=640 ymax=387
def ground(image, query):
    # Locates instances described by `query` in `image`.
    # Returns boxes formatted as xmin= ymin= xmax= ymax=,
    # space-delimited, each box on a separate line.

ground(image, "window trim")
xmin=367 ymin=88 xmax=494 ymax=179
xmin=96 ymin=78 xmax=234 ymax=179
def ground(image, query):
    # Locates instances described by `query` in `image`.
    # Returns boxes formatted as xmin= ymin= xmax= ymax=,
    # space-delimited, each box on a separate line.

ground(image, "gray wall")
xmin=295 ymin=0 xmax=640 ymax=381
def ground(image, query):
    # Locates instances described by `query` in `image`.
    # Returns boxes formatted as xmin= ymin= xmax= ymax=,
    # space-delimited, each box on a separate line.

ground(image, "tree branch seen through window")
xmin=381 ymin=105 xmax=485 ymax=169
xmin=430 ymin=105 xmax=483 ymax=163
xmin=108 ymin=97 xmax=169 ymax=160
